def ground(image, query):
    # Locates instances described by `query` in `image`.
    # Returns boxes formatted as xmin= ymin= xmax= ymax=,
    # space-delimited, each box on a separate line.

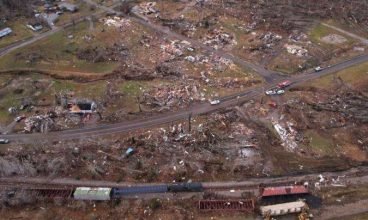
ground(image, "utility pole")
xmin=188 ymin=113 xmax=192 ymax=132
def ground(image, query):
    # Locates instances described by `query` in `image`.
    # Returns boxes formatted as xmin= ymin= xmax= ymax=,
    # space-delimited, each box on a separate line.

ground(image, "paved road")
xmin=1 ymin=52 xmax=368 ymax=142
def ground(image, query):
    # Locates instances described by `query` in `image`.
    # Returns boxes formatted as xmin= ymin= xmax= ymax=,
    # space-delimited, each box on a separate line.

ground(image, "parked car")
xmin=0 ymin=139 xmax=9 ymax=144
xmin=209 ymin=99 xmax=221 ymax=105
xmin=265 ymin=88 xmax=285 ymax=96
xmin=314 ymin=66 xmax=323 ymax=72
xmin=265 ymin=89 xmax=276 ymax=95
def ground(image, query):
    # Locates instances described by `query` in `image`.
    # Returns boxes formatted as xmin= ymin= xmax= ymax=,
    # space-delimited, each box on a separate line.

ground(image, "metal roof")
xmin=74 ymin=187 xmax=111 ymax=200
xmin=261 ymin=185 xmax=308 ymax=197
xmin=260 ymin=201 xmax=307 ymax=216
xmin=112 ymin=185 xmax=168 ymax=196
xmin=0 ymin=28 xmax=12 ymax=38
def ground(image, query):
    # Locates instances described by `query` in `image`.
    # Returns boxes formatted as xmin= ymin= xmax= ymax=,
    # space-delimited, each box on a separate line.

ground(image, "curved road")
xmin=1 ymin=1 xmax=368 ymax=142
xmin=1 ymin=52 xmax=368 ymax=142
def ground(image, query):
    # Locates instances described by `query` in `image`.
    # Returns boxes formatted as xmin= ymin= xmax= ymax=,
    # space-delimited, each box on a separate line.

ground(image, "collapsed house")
xmin=24 ymin=114 xmax=55 ymax=133
xmin=67 ymin=101 xmax=97 ymax=114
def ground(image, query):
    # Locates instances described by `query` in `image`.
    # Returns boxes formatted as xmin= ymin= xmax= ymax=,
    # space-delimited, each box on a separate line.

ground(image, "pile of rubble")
xmin=259 ymin=32 xmax=283 ymax=49
xmin=289 ymin=30 xmax=308 ymax=43
xmin=160 ymin=40 xmax=193 ymax=61
xmin=142 ymin=82 xmax=205 ymax=110
xmin=272 ymin=119 xmax=298 ymax=152
xmin=134 ymin=2 xmax=159 ymax=16
xmin=203 ymin=28 xmax=237 ymax=50
xmin=184 ymin=54 xmax=234 ymax=72
xmin=285 ymin=44 xmax=308 ymax=57
xmin=24 ymin=114 xmax=55 ymax=133
xmin=102 ymin=17 xmax=131 ymax=29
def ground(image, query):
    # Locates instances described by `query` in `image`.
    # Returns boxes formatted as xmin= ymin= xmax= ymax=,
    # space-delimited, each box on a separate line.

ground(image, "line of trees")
xmin=0 ymin=0 xmax=34 ymax=18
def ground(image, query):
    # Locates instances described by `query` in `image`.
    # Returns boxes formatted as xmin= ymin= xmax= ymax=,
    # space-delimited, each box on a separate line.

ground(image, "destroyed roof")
xmin=261 ymin=185 xmax=308 ymax=197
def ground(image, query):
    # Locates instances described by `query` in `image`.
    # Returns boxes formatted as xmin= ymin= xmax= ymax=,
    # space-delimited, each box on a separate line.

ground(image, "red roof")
xmin=261 ymin=185 xmax=308 ymax=197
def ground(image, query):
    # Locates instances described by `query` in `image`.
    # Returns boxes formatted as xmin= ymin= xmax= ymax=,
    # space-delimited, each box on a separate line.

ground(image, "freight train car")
xmin=111 ymin=185 xmax=168 ymax=199
xmin=168 ymin=182 xmax=203 ymax=192
xmin=73 ymin=183 xmax=204 ymax=200
xmin=73 ymin=187 xmax=112 ymax=201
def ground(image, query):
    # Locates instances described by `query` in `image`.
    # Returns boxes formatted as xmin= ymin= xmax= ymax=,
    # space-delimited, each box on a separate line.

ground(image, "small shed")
xmin=73 ymin=187 xmax=111 ymax=200
xmin=0 ymin=28 xmax=12 ymax=38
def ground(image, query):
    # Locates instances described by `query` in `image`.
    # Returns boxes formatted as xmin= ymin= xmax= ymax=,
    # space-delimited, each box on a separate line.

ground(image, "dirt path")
xmin=0 ymin=68 xmax=111 ymax=81
xmin=322 ymin=23 xmax=368 ymax=45
xmin=1 ymin=166 xmax=367 ymax=189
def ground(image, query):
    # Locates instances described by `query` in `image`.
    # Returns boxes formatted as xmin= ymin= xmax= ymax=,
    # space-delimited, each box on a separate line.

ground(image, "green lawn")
xmin=309 ymin=23 xmax=355 ymax=48
xmin=0 ymin=18 xmax=34 ymax=49
xmin=0 ymin=21 xmax=118 ymax=73
xmin=304 ymin=130 xmax=335 ymax=155
xmin=308 ymin=61 xmax=368 ymax=89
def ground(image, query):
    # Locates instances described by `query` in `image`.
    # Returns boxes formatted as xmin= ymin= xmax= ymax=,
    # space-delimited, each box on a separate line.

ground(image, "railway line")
xmin=1 ymin=165 xmax=367 ymax=195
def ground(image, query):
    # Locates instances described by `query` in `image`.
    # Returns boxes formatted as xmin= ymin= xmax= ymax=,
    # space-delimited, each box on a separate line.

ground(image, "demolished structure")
xmin=67 ymin=101 xmax=97 ymax=114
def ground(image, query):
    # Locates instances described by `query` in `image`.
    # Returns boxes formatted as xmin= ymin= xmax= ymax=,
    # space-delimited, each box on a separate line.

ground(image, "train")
xmin=73 ymin=182 xmax=204 ymax=201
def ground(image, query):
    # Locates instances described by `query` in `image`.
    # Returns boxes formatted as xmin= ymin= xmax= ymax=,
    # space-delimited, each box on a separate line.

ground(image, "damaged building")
xmin=67 ymin=101 xmax=97 ymax=114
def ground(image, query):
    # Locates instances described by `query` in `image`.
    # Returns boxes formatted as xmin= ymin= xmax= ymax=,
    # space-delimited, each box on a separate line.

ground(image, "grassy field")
xmin=0 ymin=18 xmax=34 ymax=49
xmin=308 ymin=61 xmax=368 ymax=89
xmin=309 ymin=23 xmax=356 ymax=48
xmin=304 ymin=130 xmax=335 ymax=156
xmin=0 ymin=21 xmax=119 ymax=74
xmin=324 ymin=19 xmax=368 ymax=39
